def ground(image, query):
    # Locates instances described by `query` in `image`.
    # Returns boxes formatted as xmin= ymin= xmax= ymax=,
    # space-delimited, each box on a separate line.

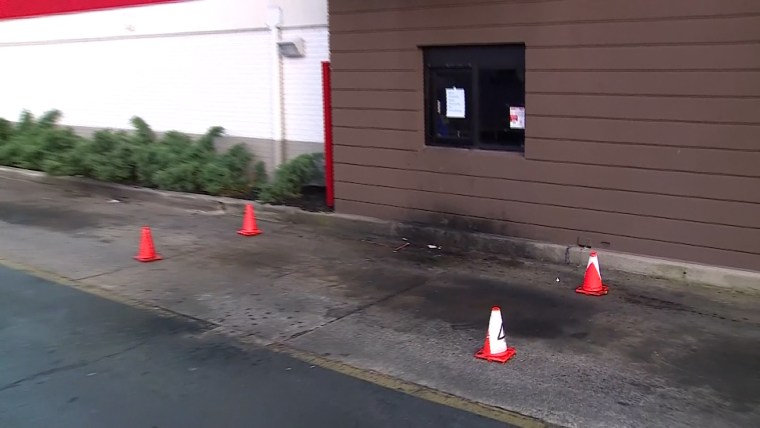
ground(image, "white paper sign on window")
xmin=509 ymin=106 xmax=525 ymax=129
xmin=445 ymin=87 xmax=466 ymax=118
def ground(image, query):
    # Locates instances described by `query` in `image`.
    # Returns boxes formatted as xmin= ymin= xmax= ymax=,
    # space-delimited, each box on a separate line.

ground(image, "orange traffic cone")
xmin=134 ymin=226 xmax=162 ymax=262
xmin=576 ymin=251 xmax=609 ymax=296
xmin=238 ymin=204 xmax=262 ymax=236
xmin=475 ymin=306 xmax=516 ymax=363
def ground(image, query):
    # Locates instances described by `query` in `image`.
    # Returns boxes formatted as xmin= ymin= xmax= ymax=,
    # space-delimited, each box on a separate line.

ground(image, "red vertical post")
xmin=322 ymin=60 xmax=335 ymax=208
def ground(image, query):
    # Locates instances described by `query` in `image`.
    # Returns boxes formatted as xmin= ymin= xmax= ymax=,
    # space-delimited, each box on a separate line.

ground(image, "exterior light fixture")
xmin=277 ymin=38 xmax=305 ymax=58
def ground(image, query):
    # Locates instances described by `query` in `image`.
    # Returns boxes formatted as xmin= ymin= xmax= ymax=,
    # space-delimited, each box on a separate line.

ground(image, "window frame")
xmin=423 ymin=44 xmax=526 ymax=152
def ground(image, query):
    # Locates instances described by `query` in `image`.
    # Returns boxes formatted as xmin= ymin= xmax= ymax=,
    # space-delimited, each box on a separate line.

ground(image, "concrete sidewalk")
xmin=1 ymin=176 xmax=759 ymax=428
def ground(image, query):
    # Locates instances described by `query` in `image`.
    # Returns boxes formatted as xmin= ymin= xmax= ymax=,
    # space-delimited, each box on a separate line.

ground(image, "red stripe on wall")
xmin=0 ymin=1 xmax=180 ymax=20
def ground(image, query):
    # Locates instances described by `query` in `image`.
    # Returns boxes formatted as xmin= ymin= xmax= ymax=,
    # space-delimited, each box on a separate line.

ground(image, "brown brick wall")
xmin=328 ymin=0 xmax=760 ymax=271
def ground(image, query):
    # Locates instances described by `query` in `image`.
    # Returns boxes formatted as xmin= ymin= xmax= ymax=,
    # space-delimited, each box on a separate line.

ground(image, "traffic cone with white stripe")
xmin=576 ymin=251 xmax=609 ymax=296
xmin=475 ymin=306 xmax=516 ymax=363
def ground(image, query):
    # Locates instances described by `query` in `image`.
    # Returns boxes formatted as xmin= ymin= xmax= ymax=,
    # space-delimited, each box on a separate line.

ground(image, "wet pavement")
xmin=0 ymin=266 xmax=509 ymax=428
xmin=1 ymin=175 xmax=759 ymax=427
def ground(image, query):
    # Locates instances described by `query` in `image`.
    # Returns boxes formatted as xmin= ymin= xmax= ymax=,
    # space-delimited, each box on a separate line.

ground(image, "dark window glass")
xmin=423 ymin=44 xmax=526 ymax=152
xmin=478 ymin=68 xmax=525 ymax=149
xmin=428 ymin=67 xmax=473 ymax=146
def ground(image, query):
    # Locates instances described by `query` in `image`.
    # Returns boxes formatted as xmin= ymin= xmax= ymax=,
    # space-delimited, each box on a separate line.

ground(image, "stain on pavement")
xmin=379 ymin=273 xmax=598 ymax=339
xmin=657 ymin=334 xmax=760 ymax=412
xmin=0 ymin=202 xmax=104 ymax=231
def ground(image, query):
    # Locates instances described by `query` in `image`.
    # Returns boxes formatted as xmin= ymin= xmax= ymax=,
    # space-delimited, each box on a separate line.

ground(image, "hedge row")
xmin=0 ymin=110 xmax=323 ymax=202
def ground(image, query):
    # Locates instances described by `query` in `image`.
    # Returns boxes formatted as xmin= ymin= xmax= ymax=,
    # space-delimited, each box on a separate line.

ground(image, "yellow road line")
xmin=0 ymin=257 xmax=551 ymax=428
xmin=264 ymin=342 xmax=549 ymax=428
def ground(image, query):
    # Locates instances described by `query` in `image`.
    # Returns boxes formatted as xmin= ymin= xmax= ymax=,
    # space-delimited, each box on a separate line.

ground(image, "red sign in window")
xmin=0 ymin=1 xmax=180 ymax=20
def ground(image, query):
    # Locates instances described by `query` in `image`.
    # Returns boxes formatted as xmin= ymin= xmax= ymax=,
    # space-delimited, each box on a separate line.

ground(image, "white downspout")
xmin=266 ymin=6 xmax=284 ymax=169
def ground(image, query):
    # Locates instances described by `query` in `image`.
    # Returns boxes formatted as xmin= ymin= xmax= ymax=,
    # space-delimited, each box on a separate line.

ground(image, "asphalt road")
xmin=0 ymin=266 xmax=509 ymax=428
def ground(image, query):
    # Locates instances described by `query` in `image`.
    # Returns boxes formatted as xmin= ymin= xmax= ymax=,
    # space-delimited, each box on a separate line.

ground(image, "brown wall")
xmin=328 ymin=0 xmax=760 ymax=271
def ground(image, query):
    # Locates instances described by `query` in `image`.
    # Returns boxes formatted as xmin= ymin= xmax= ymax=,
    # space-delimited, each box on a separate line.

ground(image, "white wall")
xmin=0 ymin=32 xmax=274 ymax=138
xmin=282 ymin=26 xmax=329 ymax=143
xmin=0 ymin=1 xmax=268 ymax=43
xmin=270 ymin=0 xmax=328 ymax=27
xmin=0 ymin=0 xmax=329 ymax=145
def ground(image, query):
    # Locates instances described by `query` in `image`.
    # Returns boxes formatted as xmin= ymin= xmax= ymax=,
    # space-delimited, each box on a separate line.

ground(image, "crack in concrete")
xmin=73 ymin=265 xmax=139 ymax=282
xmin=71 ymin=248 xmax=212 ymax=282
xmin=0 ymin=340 xmax=148 ymax=393
xmin=281 ymin=272 xmax=444 ymax=343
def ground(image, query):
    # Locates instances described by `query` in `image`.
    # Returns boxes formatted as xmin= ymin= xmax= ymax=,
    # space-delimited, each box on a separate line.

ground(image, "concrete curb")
xmin=2 ymin=165 xmax=758 ymax=293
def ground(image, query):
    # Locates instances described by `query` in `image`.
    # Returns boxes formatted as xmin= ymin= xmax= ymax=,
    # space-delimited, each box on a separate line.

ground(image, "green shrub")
xmin=153 ymin=162 xmax=202 ymax=192
xmin=83 ymin=130 xmax=137 ymax=182
xmin=42 ymin=141 xmax=90 ymax=177
xmin=258 ymin=152 xmax=323 ymax=204
xmin=0 ymin=110 xmax=83 ymax=171
xmin=130 ymin=116 xmax=156 ymax=145
xmin=198 ymin=144 xmax=255 ymax=196
xmin=145 ymin=127 xmax=251 ymax=194
xmin=15 ymin=110 xmax=36 ymax=134
xmin=0 ymin=118 xmax=12 ymax=143
xmin=0 ymin=109 xmax=265 ymax=197
xmin=253 ymin=160 xmax=268 ymax=186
